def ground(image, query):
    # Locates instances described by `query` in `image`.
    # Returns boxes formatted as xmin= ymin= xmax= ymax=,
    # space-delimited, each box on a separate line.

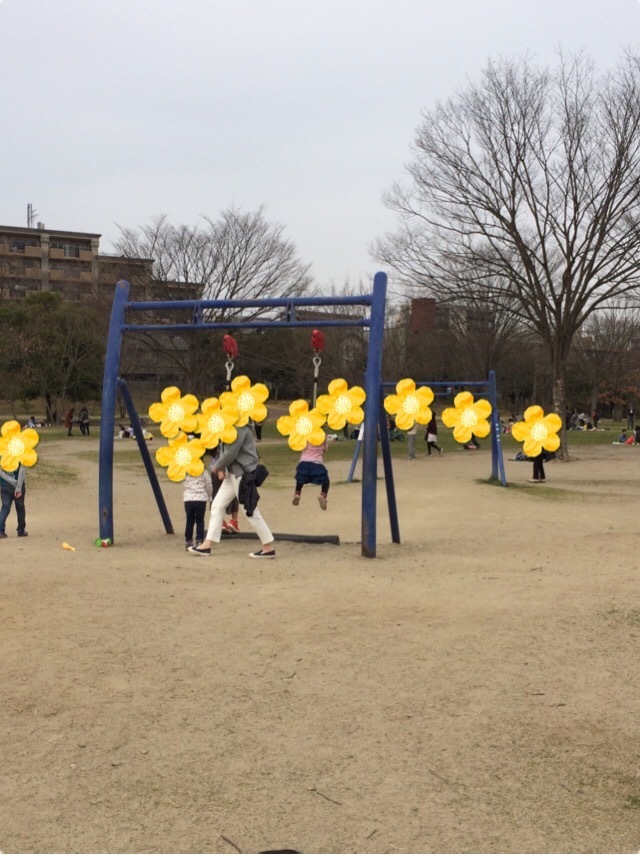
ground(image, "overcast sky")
xmin=1 ymin=0 xmax=639 ymax=293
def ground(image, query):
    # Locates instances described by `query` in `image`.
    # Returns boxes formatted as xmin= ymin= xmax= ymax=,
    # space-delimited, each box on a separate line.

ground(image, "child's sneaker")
xmin=292 ymin=493 xmax=301 ymax=506
xmin=226 ymin=519 xmax=240 ymax=533
xmin=318 ymin=493 xmax=327 ymax=510
xmin=185 ymin=539 xmax=193 ymax=550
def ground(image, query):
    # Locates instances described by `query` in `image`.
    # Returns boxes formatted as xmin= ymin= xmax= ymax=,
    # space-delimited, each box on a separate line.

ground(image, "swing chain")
xmin=225 ymin=358 xmax=235 ymax=383
xmin=312 ymin=353 xmax=322 ymax=378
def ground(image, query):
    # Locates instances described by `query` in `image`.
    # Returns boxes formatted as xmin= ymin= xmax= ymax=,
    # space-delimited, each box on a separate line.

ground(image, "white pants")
xmin=206 ymin=473 xmax=273 ymax=545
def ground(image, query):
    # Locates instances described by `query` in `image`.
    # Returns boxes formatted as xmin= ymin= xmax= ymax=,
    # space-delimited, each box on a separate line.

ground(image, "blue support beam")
xmin=361 ymin=272 xmax=388 ymax=558
xmin=118 ymin=379 xmax=174 ymax=534
xmin=378 ymin=398 xmax=400 ymax=544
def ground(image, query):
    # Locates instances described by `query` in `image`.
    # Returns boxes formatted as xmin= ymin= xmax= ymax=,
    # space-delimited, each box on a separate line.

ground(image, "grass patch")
xmin=28 ymin=459 xmax=78 ymax=484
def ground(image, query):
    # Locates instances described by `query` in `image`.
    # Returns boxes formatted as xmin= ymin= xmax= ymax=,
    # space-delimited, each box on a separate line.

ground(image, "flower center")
xmin=530 ymin=422 xmax=548 ymax=441
xmin=238 ymin=392 xmax=255 ymax=413
xmin=460 ymin=407 xmax=479 ymax=428
xmin=207 ymin=414 xmax=225 ymax=433
xmin=296 ymin=416 xmax=313 ymax=436
xmin=335 ymin=395 xmax=352 ymax=415
xmin=168 ymin=403 xmax=185 ymax=423
xmin=175 ymin=447 xmax=192 ymax=466
xmin=8 ymin=436 xmax=25 ymax=456
xmin=403 ymin=395 xmax=420 ymax=415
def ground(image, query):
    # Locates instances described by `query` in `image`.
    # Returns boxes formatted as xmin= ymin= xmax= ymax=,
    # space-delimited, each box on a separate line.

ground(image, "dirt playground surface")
xmin=2 ymin=436 xmax=640 ymax=854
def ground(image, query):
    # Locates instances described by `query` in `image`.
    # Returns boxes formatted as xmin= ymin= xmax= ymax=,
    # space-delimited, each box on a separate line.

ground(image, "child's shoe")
xmin=226 ymin=519 xmax=240 ymax=533
xmin=318 ymin=493 xmax=327 ymax=510
xmin=292 ymin=492 xmax=301 ymax=506
xmin=185 ymin=539 xmax=193 ymax=550
xmin=17 ymin=530 xmax=28 ymax=537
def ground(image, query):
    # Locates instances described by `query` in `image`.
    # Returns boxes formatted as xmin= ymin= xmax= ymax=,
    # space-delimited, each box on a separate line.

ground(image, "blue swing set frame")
xmin=98 ymin=272 xmax=398 ymax=557
xmin=347 ymin=373 xmax=508 ymax=486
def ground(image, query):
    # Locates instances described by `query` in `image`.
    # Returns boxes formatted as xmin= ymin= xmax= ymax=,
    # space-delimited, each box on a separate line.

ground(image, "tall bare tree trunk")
xmin=552 ymin=375 xmax=569 ymax=460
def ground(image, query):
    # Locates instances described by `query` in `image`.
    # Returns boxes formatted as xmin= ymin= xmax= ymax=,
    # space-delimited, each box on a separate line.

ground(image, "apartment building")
xmin=0 ymin=223 xmax=152 ymax=302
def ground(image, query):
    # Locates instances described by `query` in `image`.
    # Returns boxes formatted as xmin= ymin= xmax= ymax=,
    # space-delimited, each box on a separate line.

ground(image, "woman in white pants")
xmin=188 ymin=425 xmax=275 ymax=559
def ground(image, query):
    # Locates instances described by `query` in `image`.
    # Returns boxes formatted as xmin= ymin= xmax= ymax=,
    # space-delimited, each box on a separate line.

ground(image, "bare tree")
xmin=374 ymin=52 xmax=640 ymax=456
xmin=114 ymin=207 xmax=314 ymax=392
xmin=115 ymin=207 xmax=313 ymax=310
xmin=570 ymin=305 xmax=640 ymax=417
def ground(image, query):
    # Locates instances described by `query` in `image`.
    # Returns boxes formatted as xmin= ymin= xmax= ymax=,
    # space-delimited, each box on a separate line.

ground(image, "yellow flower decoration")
xmin=316 ymin=378 xmax=366 ymax=431
xmin=155 ymin=431 xmax=206 ymax=482
xmin=384 ymin=379 xmax=434 ymax=430
xmin=220 ymin=375 xmax=269 ymax=427
xmin=148 ymin=386 xmax=199 ymax=438
xmin=277 ymin=400 xmax=327 ymax=451
xmin=511 ymin=406 xmax=562 ymax=458
xmin=196 ymin=396 xmax=239 ymax=449
xmin=0 ymin=420 xmax=39 ymax=471
xmin=442 ymin=391 xmax=492 ymax=444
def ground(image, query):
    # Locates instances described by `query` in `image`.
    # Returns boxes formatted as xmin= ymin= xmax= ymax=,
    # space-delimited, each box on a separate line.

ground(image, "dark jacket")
xmin=238 ymin=464 xmax=269 ymax=517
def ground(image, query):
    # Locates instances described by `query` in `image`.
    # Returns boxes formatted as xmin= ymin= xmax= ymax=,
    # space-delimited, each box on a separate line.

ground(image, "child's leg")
xmin=15 ymin=490 xmax=26 ymax=534
xmin=0 ymin=486 xmax=12 ymax=535
xmin=318 ymin=479 xmax=330 ymax=510
xmin=194 ymin=501 xmax=206 ymax=543
xmin=292 ymin=480 xmax=303 ymax=505
xmin=228 ymin=497 xmax=240 ymax=530
xmin=184 ymin=502 xmax=196 ymax=544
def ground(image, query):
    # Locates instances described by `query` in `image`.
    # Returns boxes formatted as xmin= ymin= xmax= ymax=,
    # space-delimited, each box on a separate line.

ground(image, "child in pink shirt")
xmin=292 ymin=435 xmax=330 ymax=510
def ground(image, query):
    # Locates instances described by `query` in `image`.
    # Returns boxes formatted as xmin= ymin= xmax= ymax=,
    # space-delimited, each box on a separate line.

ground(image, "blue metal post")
xmin=361 ymin=272 xmax=387 ymax=558
xmin=98 ymin=279 xmax=130 ymax=542
xmin=118 ymin=379 xmax=175 ymax=534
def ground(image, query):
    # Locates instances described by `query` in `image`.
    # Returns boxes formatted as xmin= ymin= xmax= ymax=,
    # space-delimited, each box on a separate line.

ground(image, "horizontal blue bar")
xmin=124 ymin=319 xmax=371 ymax=332
xmin=124 ymin=295 xmax=373 ymax=312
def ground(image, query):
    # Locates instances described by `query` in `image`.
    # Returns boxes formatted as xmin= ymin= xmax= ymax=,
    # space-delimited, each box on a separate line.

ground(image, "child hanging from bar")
xmin=292 ymin=432 xmax=330 ymax=510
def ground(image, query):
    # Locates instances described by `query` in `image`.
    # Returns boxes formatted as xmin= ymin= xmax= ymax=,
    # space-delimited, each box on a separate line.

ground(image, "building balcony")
xmin=3 ymin=267 xmax=41 ymax=280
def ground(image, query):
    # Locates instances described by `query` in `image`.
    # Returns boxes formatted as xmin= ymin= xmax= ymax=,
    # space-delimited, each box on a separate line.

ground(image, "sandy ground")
xmin=2 ymin=435 xmax=640 ymax=854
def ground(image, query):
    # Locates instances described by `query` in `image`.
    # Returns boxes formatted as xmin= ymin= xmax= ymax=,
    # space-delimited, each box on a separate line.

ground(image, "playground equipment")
xmin=347 ymin=374 xmax=508 ymax=486
xmin=98 ymin=273 xmax=395 ymax=557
